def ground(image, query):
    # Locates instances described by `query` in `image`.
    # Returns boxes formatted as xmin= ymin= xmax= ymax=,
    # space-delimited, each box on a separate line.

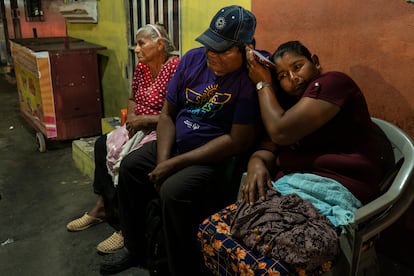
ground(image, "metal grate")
xmin=127 ymin=0 xmax=180 ymax=77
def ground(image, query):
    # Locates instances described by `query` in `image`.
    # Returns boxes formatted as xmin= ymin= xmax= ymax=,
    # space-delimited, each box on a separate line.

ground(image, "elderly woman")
xmin=66 ymin=24 xmax=179 ymax=254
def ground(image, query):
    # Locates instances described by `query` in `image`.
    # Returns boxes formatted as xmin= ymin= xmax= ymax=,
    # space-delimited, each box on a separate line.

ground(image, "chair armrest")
xmin=355 ymin=158 xmax=413 ymax=220
xmin=354 ymin=159 xmax=414 ymax=240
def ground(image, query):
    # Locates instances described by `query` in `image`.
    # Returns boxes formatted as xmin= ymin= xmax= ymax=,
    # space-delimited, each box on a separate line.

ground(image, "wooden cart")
xmin=10 ymin=37 xmax=106 ymax=152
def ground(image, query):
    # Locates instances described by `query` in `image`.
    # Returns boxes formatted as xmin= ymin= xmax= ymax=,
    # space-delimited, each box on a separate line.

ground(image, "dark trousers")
xmin=117 ymin=141 xmax=241 ymax=275
xmin=93 ymin=135 xmax=119 ymax=229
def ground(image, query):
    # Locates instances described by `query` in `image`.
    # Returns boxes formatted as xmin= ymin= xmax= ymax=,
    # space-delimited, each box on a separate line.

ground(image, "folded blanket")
xmin=273 ymin=173 xmax=362 ymax=227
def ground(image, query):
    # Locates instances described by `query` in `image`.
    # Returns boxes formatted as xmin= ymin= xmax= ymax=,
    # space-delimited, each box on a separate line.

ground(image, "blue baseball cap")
xmin=196 ymin=5 xmax=256 ymax=52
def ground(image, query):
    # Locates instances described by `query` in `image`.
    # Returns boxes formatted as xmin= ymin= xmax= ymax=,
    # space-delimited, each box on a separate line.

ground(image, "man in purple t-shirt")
xmin=100 ymin=5 xmax=260 ymax=276
xmin=166 ymin=46 xmax=259 ymax=153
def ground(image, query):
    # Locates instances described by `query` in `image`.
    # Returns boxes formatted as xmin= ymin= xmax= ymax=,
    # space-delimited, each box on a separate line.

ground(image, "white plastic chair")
xmin=234 ymin=117 xmax=414 ymax=276
xmin=324 ymin=117 xmax=414 ymax=276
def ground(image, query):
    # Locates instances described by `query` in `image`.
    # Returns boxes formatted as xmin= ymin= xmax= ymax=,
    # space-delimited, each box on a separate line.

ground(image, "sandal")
xmin=97 ymin=231 xmax=124 ymax=254
xmin=66 ymin=212 xmax=104 ymax=232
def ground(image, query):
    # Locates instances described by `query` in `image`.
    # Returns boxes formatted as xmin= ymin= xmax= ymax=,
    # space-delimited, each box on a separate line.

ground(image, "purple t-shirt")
xmin=275 ymin=71 xmax=383 ymax=203
xmin=166 ymin=47 xmax=259 ymax=153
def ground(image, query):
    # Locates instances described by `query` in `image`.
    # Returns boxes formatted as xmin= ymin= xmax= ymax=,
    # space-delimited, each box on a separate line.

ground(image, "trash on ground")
xmin=1 ymin=238 xmax=14 ymax=246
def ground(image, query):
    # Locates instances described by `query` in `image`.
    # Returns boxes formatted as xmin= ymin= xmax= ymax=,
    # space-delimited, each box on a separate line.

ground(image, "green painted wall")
xmin=66 ymin=0 xmax=129 ymax=118
xmin=181 ymin=0 xmax=251 ymax=53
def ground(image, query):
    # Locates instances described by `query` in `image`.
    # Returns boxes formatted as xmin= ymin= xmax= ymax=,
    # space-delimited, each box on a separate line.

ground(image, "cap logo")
xmin=215 ymin=17 xmax=226 ymax=30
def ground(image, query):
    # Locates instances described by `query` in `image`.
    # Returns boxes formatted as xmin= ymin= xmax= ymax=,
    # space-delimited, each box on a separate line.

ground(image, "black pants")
xmin=93 ymin=135 xmax=119 ymax=229
xmin=117 ymin=141 xmax=241 ymax=275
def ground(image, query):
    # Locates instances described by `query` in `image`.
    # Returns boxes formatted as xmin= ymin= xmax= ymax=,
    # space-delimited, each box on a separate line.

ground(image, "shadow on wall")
xmin=350 ymin=65 xmax=414 ymax=138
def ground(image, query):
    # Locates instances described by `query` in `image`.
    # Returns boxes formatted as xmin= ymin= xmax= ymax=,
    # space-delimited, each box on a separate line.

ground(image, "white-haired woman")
xmin=66 ymin=24 xmax=180 ymax=254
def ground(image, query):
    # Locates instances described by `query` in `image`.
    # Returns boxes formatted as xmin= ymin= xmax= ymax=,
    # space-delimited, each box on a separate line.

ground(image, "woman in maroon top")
xmin=243 ymin=40 xmax=383 ymax=205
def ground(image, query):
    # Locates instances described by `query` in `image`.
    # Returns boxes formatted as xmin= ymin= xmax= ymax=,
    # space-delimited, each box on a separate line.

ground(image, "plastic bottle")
xmin=120 ymin=109 xmax=127 ymax=126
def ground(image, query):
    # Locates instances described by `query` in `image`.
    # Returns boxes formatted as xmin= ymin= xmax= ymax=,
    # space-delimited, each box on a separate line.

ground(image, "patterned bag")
xmin=231 ymin=189 xmax=339 ymax=271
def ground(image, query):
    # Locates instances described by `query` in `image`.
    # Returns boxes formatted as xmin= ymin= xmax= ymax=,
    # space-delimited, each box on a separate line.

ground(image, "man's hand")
xmin=148 ymin=159 xmax=177 ymax=192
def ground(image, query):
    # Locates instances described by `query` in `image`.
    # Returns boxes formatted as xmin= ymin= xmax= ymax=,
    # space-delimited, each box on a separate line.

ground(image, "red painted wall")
xmin=252 ymin=0 xmax=414 ymax=138
xmin=5 ymin=0 xmax=66 ymax=39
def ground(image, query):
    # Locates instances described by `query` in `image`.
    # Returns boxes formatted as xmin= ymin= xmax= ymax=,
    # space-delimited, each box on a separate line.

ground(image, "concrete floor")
xmin=1 ymin=65 xmax=414 ymax=276
xmin=0 ymin=68 xmax=149 ymax=276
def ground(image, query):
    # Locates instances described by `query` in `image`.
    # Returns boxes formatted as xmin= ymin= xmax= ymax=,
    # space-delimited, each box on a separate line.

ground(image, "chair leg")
xmin=349 ymin=242 xmax=361 ymax=276
xmin=356 ymin=247 xmax=380 ymax=276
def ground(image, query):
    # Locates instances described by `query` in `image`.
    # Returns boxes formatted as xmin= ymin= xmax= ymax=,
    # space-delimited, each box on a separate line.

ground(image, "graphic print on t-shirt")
xmin=185 ymin=84 xmax=231 ymax=120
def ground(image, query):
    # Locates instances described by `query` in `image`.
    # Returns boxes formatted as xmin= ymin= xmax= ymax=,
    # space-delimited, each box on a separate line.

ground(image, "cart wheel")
xmin=36 ymin=132 xmax=46 ymax=153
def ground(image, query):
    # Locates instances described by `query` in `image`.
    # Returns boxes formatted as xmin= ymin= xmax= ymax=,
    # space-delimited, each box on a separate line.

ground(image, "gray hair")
xmin=136 ymin=24 xmax=177 ymax=56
